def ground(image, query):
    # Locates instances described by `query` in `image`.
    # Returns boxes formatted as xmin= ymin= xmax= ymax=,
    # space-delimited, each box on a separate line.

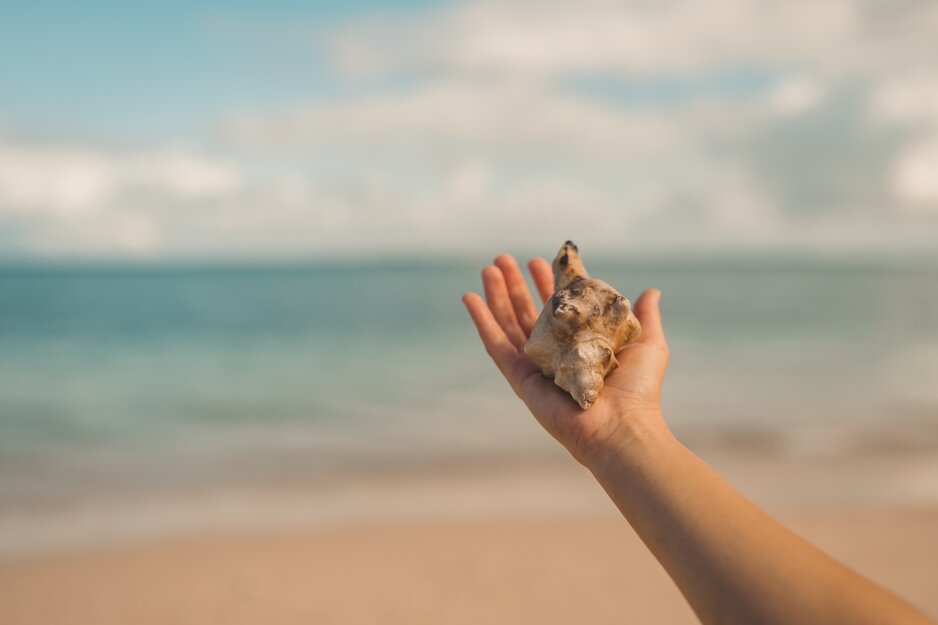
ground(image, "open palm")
xmin=463 ymin=254 xmax=669 ymax=463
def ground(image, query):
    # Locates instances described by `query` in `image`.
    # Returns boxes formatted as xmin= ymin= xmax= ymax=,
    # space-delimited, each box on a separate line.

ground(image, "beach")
xmin=2 ymin=261 xmax=937 ymax=623
xmin=2 ymin=447 xmax=937 ymax=625
xmin=5 ymin=0 xmax=938 ymax=619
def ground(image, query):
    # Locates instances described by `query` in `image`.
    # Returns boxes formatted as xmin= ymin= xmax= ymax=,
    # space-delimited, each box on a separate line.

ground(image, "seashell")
xmin=524 ymin=241 xmax=641 ymax=409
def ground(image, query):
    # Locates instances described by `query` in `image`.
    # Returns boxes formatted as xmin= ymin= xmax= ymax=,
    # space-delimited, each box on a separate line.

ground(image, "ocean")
xmin=2 ymin=257 xmax=937 ymax=513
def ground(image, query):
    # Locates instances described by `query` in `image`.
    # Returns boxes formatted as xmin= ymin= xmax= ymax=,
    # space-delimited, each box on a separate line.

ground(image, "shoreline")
xmin=3 ymin=443 xmax=938 ymax=557
xmin=2 ymin=443 xmax=937 ymax=624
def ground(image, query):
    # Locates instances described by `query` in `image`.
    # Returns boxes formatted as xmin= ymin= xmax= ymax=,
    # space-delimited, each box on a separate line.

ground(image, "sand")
xmin=1 ymin=454 xmax=937 ymax=625
xmin=1 ymin=510 xmax=937 ymax=625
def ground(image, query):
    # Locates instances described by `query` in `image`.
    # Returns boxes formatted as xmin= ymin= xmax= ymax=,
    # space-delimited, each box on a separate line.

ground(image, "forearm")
xmin=585 ymin=413 xmax=934 ymax=625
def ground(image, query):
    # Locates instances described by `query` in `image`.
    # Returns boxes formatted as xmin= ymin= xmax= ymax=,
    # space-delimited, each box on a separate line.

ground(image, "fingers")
xmin=462 ymin=293 xmax=531 ymax=387
xmin=494 ymin=255 xmax=539 ymax=336
xmin=463 ymin=292 xmax=574 ymax=418
xmin=482 ymin=266 xmax=529 ymax=350
xmin=633 ymin=289 xmax=668 ymax=348
xmin=528 ymin=257 xmax=554 ymax=303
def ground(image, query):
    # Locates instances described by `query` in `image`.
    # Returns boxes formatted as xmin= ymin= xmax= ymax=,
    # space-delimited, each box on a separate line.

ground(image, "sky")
xmin=1 ymin=0 xmax=937 ymax=260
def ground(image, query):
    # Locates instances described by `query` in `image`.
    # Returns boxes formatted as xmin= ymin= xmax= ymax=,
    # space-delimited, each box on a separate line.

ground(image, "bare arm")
xmin=463 ymin=254 xmax=934 ymax=625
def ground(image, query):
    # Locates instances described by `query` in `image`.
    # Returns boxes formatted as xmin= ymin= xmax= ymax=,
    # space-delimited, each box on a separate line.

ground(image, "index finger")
xmin=462 ymin=293 xmax=533 ymax=388
xmin=494 ymin=254 xmax=539 ymax=336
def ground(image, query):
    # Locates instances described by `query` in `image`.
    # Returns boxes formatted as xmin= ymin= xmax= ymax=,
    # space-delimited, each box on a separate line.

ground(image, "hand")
xmin=462 ymin=254 xmax=670 ymax=464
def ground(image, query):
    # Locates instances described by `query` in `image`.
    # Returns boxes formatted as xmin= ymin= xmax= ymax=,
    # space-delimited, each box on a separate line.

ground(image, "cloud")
xmin=893 ymin=139 xmax=938 ymax=208
xmin=0 ymin=141 xmax=241 ymax=216
xmin=446 ymin=158 xmax=492 ymax=203
xmin=872 ymin=71 xmax=938 ymax=128
xmin=3 ymin=0 xmax=938 ymax=258
xmin=766 ymin=76 xmax=825 ymax=118
xmin=0 ymin=138 xmax=243 ymax=255
xmin=226 ymin=81 xmax=680 ymax=160
xmin=123 ymin=151 xmax=243 ymax=201
xmin=330 ymin=0 xmax=860 ymax=79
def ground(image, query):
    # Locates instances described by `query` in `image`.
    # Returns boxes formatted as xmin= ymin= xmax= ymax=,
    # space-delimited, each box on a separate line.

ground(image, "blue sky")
xmin=0 ymin=1 xmax=443 ymax=141
xmin=1 ymin=0 xmax=937 ymax=259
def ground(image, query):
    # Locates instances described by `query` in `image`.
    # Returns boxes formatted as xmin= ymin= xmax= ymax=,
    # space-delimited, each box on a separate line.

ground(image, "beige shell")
xmin=524 ymin=241 xmax=641 ymax=409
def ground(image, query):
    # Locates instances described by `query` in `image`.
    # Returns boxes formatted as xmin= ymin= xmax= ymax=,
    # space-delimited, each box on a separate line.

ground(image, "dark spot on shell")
xmin=559 ymin=253 xmax=569 ymax=267
xmin=591 ymin=305 xmax=600 ymax=317
xmin=564 ymin=278 xmax=585 ymax=298
xmin=564 ymin=240 xmax=578 ymax=252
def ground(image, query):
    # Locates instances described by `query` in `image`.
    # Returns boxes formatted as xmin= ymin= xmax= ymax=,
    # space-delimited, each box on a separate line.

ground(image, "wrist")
xmin=579 ymin=409 xmax=673 ymax=475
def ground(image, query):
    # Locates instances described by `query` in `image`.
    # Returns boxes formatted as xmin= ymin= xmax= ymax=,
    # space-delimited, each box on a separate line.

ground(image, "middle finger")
xmin=494 ymin=254 xmax=539 ymax=336
xmin=483 ymin=265 xmax=528 ymax=350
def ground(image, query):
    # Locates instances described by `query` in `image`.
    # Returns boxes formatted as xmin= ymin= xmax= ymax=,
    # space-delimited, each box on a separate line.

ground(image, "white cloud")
xmin=4 ymin=0 xmax=938 ymax=258
xmin=0 ymin=141 xmax=242 ymax=218
xmin=122 ymin=151 xmax=242 ymax=200
xmin=893 ymin=139 xmax=938 ymax=209
xmin=767 ymin=76 xmax=824 ymax=118
xmin=0 ymin=139 xmax=243 ymax=256
xmin=226 ymin=81 xmax=680 ymax=160
xmin=0 ymin=145 xmax=114 ymax=217
xmin=446 ymin=158 xmax=492 ymax=203
xmin=331 ymin=0 xmax=859 ymax=79
xmin=112 ymin=213 xmax=161 ymax=254
xmin=872 ymin=72 xmax=938 ymax=128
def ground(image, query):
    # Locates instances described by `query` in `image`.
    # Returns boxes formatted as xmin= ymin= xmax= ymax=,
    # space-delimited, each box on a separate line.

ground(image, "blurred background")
xmin=1 ymin=1 xmax=937 ymax=623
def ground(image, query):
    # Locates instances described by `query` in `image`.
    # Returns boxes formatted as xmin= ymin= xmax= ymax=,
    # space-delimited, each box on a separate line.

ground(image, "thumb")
xmin=633 ymin=289 xmax=667 ymax=348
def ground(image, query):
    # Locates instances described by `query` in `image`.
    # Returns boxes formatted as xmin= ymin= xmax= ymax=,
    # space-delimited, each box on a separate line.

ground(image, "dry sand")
xmin=2 ymin=510 xmax=937 ymax=625
xmin=1 ymin=453 xmax=937 ymax=625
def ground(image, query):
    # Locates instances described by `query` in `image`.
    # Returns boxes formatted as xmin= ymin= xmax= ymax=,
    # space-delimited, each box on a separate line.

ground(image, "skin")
xmin=463 ymin=254 xmax=935 ymax=625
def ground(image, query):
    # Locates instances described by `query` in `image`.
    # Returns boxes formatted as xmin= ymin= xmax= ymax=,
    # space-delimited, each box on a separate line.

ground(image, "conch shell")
xmin=524 ymin=241 xmax=641 ymax=409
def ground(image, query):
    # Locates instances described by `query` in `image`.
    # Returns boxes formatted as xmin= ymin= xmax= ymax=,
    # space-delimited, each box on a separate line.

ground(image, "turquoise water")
xmin=1 ymin=258 xmax=937 ymax=507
